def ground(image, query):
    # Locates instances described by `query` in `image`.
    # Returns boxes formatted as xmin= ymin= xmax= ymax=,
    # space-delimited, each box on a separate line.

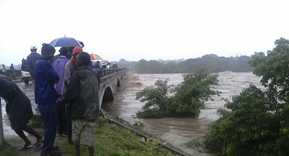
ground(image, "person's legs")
xmin=22 ymin=125 xmax=42 ymax=144
xmin=57 ymin=101 xmax=67 ymax=135
xmin=67 ymin=106 xmax=73 ymax=144
xmin=83 ymin=122 xmax=96 ymax=156
xmin=72 ymin=121 xmax=81 ymax=156
xmin=46 ymin=105 xmax=58 ymax=151
xmin=88 ymin=146 xmax=95 ymax=156
xmin=75 ymin=141 xmax=80 ymax=156
xmin=39 ymin=104 xmax=58 ymax=154
xmin=13 ymin=128 xmax=31 ymax=146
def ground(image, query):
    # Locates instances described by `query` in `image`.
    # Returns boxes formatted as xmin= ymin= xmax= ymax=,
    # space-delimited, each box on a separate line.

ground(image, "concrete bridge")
xmin=98 ymin=68 xmax=127 ymax=109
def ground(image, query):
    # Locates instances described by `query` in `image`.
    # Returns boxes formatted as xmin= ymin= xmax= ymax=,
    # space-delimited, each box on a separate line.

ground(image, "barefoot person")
xmin=0 ymin=74 xmax=42 ymax=150
xmin=65 ymin=52 xmax=99 ymax=156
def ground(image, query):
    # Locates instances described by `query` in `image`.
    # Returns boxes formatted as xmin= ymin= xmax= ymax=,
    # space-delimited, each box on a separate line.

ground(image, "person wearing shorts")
xmin=65 ymin=52 xmax=99 ymax=156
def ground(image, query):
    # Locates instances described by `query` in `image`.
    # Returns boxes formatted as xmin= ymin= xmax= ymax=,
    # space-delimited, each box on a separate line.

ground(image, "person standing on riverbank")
xmin=64 ymin=52 xmax=99 ymax=156
xmin=63 ymin=46 xmax=83 ymax=144
xmin=0 ymin=74 xmax=42 ymax=150
xmin=34 ymin=44 xmax=59 ymax=156
xmin=52 ymin=47 xmax=69 ymax=136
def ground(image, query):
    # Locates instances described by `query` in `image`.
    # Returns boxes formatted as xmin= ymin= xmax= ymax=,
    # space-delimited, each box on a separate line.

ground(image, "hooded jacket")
xmin=65 ymin=65 xmax=99 ymax=121
xmin=34 ymin=58 xmax=59 ymax=105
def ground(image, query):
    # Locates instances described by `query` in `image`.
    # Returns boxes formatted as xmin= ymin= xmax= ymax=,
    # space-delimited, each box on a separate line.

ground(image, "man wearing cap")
xmin=34 ymin=43 xmax=59 ymax=156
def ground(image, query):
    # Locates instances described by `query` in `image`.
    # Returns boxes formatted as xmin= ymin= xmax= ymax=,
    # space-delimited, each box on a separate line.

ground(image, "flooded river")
xmin=105 ymin=72 xmax=260 ymax=155
xmin=1 ymin=72 xmax=260 ymax=155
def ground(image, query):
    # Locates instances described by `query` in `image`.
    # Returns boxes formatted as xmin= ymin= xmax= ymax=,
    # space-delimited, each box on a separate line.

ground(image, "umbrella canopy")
xmin=50 ymin=37 xmax=82 ymax=47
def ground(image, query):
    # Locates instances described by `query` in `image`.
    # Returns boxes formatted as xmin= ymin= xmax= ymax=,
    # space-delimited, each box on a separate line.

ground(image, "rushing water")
xmin=105 ymin=72 xmax=261 ymax=155
xmin=1 ymin=72 xmax=260 ymax=155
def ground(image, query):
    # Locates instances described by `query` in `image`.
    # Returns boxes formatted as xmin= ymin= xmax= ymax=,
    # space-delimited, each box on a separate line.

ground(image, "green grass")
xmin=61 ymin=119 xmax=174 ymax=156
xmin=0 ymin=143 xmax=17 ymax=156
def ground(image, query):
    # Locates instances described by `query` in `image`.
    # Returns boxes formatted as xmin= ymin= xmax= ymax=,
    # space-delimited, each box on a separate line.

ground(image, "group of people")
xmin=0 ymin=43 xmax=100 ymax=156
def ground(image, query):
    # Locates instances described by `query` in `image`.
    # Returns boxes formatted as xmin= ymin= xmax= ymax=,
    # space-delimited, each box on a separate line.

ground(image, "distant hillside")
xmin=118 ymin=54 xmax=253 ymax=73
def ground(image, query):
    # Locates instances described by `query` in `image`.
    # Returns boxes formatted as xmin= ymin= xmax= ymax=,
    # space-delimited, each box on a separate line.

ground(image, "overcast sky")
xmin=1 ymin=0 xmax=289 ymax=65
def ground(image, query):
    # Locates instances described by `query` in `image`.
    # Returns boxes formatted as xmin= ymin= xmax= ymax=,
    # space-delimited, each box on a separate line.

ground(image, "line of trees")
xmin=118 ymin=54 xmax=253 ymax=73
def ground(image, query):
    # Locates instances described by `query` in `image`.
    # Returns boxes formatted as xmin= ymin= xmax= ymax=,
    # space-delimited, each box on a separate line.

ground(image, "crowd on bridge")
xmin=0 ymin=39 xmax=113 ymax=156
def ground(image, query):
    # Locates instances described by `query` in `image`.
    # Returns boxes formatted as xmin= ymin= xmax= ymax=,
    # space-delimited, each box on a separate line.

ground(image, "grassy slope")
xmin=1 ymin=118 xmax=174 ymax=156
xmin=61 ymin=119 xmax=174 ymax=156
xmin=0 ymin=143 xmax=17 ymax=156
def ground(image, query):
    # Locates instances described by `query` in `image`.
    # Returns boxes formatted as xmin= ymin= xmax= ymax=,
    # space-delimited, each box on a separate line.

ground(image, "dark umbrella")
xmin=50 ymin=37 xmax=82 ymax=47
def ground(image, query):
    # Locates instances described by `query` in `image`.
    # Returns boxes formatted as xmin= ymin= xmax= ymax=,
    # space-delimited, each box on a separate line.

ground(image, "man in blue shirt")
xmin=34 ymin=43 xmax=59 ymax=156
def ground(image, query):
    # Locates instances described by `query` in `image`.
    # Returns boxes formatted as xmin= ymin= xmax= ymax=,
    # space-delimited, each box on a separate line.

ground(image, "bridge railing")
xmin=92 ymin=68 xmax=127 ymax=78
xmin=0 ymin=99 xmax=4 ymax=145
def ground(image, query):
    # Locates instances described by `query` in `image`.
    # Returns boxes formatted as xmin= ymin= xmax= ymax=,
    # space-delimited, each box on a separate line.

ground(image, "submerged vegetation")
xmin=136 ymin=72 xmax=218 ymax=118
xmin=205 ymin=38 xmax=289 ymax=156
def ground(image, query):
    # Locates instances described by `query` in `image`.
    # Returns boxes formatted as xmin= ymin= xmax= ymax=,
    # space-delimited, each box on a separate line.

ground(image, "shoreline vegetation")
xmin=205 ymin=38 xmax=289 ymax=156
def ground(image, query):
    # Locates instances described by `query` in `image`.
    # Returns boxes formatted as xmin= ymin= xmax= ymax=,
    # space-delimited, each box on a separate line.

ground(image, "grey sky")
xmin=1 ymin=0 xmax=289 ymax=65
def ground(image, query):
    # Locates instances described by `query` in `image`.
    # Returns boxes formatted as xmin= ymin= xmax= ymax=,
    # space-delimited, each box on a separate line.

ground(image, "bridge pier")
xmin=98 ymin=69 xmax=127 ymax=110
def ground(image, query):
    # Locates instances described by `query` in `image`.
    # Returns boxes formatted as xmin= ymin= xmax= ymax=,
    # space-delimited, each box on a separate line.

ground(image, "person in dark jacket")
xmin=34 ymin=44 xmax=59 ymax=156
xmin=26 ymin=46 xmax=41 ymax=80
xmin=65 ymin=52 xmax=99 ymax=156
xmin=0 ymin=74 xmax=42 ymax=150
xmin=63 ymin=46 xmax=82 ymax=144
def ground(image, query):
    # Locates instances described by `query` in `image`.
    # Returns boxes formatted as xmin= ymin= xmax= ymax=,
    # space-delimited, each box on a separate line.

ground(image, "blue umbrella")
xmin=50 ymin=37 xmax=82 ymax=47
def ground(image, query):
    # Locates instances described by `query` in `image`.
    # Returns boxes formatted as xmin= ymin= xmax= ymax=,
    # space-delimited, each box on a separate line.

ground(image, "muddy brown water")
xmin=103 ymin=72 xmax=260 ymax=155
xmin=2 ymin=72 xmax=260 ymax=155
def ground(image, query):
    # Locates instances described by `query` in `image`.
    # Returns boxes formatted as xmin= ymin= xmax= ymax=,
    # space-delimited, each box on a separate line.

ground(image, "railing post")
xmin=0 ymin=98 xmax=4 ymax=145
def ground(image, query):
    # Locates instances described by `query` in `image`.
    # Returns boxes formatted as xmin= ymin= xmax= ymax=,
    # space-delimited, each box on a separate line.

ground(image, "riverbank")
xmin=2 ymin=118 xmax=174 ymax=156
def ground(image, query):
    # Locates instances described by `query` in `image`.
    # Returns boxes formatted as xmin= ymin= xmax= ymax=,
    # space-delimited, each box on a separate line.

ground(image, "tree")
xmin=136 ymin=80 xmax=171 ymax=118
xmin=136 ymin=72 xmax=218 ymax=118
xmin=169 ymin=72 xmax=219 ymax=117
